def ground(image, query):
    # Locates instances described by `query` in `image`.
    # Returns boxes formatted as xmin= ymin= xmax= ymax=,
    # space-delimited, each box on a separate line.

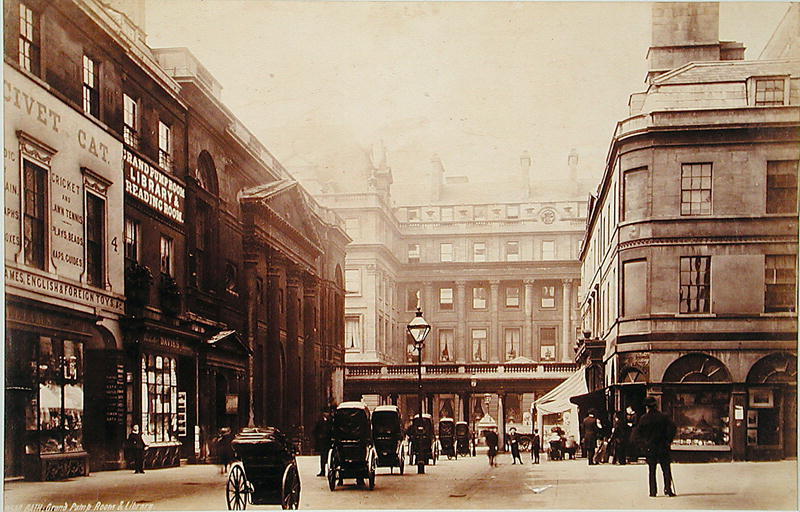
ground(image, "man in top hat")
xmin=581 ymin=409 xmax=600 ymax=465
xmin=633 ymin=397 xmax=677 ymax=497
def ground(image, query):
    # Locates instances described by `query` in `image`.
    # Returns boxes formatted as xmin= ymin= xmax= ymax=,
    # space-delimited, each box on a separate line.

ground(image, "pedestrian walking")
xmin=531 ymin=429 xmax=541 ymax=464
xmin=581 ymin=409 xmax=600 ymax=465
xmin=632 ymin=397 xmax=677 ymax=497
xmin=126 ymin=424 xmax=146 ymax=474
xmin=312 ymin=409 xmax=332 ymax=477
xmin=508 ymin=427 xmax=523 ymax=464
xmin=485 ymin=429 xmax=499 ymax=467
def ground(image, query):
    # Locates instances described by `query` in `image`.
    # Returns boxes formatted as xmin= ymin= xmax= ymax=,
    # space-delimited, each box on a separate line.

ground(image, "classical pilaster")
xmin=456 ymin=280 xmax=467 ymax=362
xmin=422 ymin=281 xmax=434 ymax=363
xmin=489 ymin=280 xmax=500 ymax=363
xmin=562 ymin=279 xmax=573 ymax=362
xmin=524 ymin=279 xmax=535 ymax=360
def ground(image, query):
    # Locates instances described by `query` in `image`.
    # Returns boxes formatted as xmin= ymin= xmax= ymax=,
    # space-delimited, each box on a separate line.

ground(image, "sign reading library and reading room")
xmin=124 ymin=148 xmax=185 ymax=224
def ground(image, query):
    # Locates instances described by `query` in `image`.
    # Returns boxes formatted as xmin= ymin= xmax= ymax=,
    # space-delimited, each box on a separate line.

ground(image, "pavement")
xmin=3 ymin=450 xmax=797 ymax=510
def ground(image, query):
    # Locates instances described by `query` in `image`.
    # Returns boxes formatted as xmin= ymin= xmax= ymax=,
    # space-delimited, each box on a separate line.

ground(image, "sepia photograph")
xmin=2 ymin=0 xmax=798 ymax=510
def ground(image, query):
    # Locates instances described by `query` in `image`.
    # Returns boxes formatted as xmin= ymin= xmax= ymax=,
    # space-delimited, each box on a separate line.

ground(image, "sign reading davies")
xmin=124 ymin=148 xmax=185 ymax=223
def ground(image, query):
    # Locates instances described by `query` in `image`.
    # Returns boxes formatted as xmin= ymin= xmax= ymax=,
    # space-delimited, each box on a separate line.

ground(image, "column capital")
xmin=489 ymin=280 xmax=501 ymax=287
xmin=562 ymin=278 xmax=574 ymax=286
xmin=524 ymin=279 xmax=536 ymax=286
xmin=455 ymin=280 xmax=467 ymax=287
xmin=422 ymin=281 xmax=434 ymax=287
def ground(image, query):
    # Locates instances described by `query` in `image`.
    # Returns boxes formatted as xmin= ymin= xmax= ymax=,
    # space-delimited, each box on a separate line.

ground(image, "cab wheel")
xmin=281 ymin=463 xmax=300 ymax=510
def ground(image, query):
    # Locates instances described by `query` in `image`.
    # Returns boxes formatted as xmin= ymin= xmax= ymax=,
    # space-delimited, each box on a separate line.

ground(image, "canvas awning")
xmin=534 ymin=369 xmax=587 ymax=415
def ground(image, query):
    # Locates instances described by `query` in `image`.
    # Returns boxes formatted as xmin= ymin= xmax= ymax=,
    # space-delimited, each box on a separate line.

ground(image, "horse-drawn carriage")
xmin=408 ymin=413 xmax=437 ymax=472
xmin=372 ymin=405 xmax=405 ymax=474
xmin=437 ymin=418 xmax=456 ymax=460
xmin=225 ymin=427 xmax=301 ymax=510
xmin=455 ymin=421 xmax=473 ymax=457
xmin=327 ymin=402 xmax=377 ymax=491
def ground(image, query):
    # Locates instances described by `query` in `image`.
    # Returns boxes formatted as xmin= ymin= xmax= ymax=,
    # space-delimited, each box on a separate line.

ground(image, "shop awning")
xmin=534 ymin=369 xmax=587 ymax=415
xmin=205 ymin=330 xmax=252 ymax=354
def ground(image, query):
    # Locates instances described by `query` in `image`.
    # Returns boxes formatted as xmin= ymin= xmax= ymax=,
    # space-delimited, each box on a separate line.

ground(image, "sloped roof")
xmin=654 ymin=59 xmax=800 ymax=86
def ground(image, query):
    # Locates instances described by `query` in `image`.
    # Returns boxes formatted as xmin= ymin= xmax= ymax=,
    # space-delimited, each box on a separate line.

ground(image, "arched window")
xmin=196 ymin=151 xmax=218 ymax=195
xmin=747 ymin=352 xmax=798 ymax=384
xmin=662 ymin=353 xmax=731 ymax=383
xmin=193 ymin=151 xmax=219 ymax=291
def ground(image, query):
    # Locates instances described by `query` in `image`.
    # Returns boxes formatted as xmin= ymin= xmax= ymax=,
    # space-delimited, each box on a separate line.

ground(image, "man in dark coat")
xmin=610 ymin=411 xmax=631 ymax=465
xmin=632 ymin=397 xmax=677 ymax=497
xmin=508 ymin=427 xmax=523 ymax=464
xmin=581 ymin=409 xmax=600 ymax=465
xmin=312 ymin=411 xmax=331 ymax=476
xmin=484 ymin=429 xmax=499 ymax=467
xmin=126 ymin=424 xmax=146 ymax=474
xmin=531 ymin=429 xmax=541 ymax=464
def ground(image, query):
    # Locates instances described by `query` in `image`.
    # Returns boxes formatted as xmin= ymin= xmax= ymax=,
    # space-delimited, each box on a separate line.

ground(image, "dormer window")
xmin=749 ymin=76 xmax=788 ymax=107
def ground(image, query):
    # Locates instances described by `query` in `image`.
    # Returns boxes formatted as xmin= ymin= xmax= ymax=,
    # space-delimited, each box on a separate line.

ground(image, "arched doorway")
xmin=746 ymin=352 xmax=797 ymax=459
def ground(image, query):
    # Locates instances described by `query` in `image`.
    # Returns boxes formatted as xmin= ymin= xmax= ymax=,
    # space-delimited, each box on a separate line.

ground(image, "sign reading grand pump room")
xmin=124 ymin=148 xmax=185 ymax=224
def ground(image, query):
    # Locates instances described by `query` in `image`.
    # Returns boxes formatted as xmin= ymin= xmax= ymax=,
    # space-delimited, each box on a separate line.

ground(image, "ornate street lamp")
xmin=407 ymin=307 xmax=430 ymax=474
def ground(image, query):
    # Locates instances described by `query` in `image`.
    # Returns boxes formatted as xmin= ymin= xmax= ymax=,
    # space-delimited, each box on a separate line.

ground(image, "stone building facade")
xmin=299 ymin=144 xmax=590 ymax=429
xmin=577 ymin=3 xmax=798 ymax=462
xmin=4 ymin=0 xmax=347 ymax=479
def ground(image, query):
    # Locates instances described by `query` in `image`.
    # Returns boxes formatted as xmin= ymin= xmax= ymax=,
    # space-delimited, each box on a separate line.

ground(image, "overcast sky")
xmin=144 ymin=1 xmax=790 ymax=191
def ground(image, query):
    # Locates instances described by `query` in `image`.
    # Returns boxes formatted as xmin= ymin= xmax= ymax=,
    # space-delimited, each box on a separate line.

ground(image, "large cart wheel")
xmin=226 ymin=463 xmax=249 ymax=510
xmin=327 ymin=451 xmax=338 ymax=491
xmin=281 ymin=463 xmax=301 ymax=510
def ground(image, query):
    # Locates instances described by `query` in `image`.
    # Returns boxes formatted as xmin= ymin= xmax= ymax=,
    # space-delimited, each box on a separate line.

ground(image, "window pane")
xmin=681 ymin=163 xmax=713 ymax=216
xmin=680 ymin=256 xmax=711 ymax=313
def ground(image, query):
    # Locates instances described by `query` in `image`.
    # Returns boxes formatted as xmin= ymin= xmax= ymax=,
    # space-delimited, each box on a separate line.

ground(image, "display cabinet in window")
xmin=667 ymin=389 xmax=731 ymax=447
xmin=20 ymin=335 xmax=88 ymax=480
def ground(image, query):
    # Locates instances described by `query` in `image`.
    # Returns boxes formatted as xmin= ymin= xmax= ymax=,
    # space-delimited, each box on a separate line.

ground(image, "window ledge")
xmin=760 ymin=312 xmax=797 ymax=317
xmin=671 ymin=444 xmax=730 ymax=451
xmin=674 ymin=313 xmax=717 ymax=319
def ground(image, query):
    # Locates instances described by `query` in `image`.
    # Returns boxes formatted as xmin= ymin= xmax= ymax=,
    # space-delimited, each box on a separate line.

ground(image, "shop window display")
xmin=34 ymin=337 xmax=84 ymax=454
xmin=141 ymin=354 xmax=178 ymax=444
xmin=667 ymin=389 xmax=730 ymax=446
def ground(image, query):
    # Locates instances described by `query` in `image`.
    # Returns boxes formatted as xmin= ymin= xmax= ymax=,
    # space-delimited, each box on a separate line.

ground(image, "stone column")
xmin=489 ymin=280 xmax=500 ymax=363
xmin=456 ymin=280 xmax=467 ymax=362
xmin=562 ymin=279 xmax=573 ymax=362
xmin=287 ymin=269 xmax=304 ymax=428
xmin=498 ymin=392 xmax=506 ymax=451
xmin=460 ymin=392 xmax=469 ymax=422
xmin=524 ymin=279 xmax=535 ymax=360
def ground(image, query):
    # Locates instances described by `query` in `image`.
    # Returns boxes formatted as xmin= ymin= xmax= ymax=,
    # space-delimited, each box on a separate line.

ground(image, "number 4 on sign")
xmin=111 ymin=237 xmax=118 ymax=252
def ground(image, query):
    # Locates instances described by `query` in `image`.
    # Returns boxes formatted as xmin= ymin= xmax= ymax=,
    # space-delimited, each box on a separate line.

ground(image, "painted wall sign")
xmin=3 ymin=63 xmax=124 ymax=301
xmin=4 ymin=265 xmax=125 ymax=314
xmin=124 ymin=148 xmax=185 ymax=223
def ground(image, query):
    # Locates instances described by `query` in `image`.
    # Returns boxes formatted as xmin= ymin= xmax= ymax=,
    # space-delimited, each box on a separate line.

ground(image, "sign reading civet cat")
xmin=124 ymin=148 xmax=185 ymax=224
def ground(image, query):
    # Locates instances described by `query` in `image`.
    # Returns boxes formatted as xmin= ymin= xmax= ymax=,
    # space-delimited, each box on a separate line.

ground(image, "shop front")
xmin=198 ymin=330 xmax=249 ymax=463
xmin=4 ymin=63 xmax=125 ymax=479
xmin=126 ymin=326 xmax=198 ymax=469
xmin=744 ymin=352 xmax=797 ymax=461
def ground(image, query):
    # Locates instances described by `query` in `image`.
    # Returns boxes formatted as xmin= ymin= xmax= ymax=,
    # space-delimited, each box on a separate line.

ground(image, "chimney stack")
xmin=430 ymin=154 xmax=444 ymax=202
xmin=568 ymin=149 xmax=579 ymax=195
xmin=646 ymin=2 xmax=743 ymax=83
xmin=520 ymin=151 xmax=532 ymax=200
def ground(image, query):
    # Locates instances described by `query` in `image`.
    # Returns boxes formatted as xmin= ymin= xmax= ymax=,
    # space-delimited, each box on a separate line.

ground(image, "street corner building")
xmin=3 ymin=0 xmax=348 ymax=480
xmin=575 ymin=2 xmax=799 ymax=462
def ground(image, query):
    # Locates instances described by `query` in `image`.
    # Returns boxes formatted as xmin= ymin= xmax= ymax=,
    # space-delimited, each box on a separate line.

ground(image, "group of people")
xmin=581 ymin=398 xmax=677 ymax=497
